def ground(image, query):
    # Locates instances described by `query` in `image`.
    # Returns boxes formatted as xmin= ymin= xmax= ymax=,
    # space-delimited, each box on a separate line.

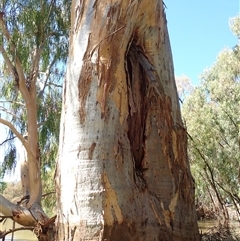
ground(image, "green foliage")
xmin=229 ymin=15 xmax=240 ymax=38
xmin=3 ymin=144 xmax=17 ymax=172
xmin=182 ymin=16 xmax=240 ymax=211
xmin=0 ymin=181 xmax=7 ymax=193
xmin=0 ymin=0 xmax=70 ymax=212
xmin=41 ymin=167 xmax=56 ymax=216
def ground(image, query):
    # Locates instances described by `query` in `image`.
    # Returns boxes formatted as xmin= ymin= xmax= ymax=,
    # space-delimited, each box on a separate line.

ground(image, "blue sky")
xmin=166 ymin=0 xmax=239 ymax=85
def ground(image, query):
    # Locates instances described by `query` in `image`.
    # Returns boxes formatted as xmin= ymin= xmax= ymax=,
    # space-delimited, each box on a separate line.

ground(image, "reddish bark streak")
xmin=78 ymin=61 xmax=93 ymax=124
xmin=88 ymin=142 xmax=96 ymax=160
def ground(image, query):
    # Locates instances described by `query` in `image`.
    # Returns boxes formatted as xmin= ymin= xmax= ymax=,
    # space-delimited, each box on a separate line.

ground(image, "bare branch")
xmin=42 ymin=191 xmax=55 ymax=198
xmin=37 ymin=121 xmax=46 ymax=128
xmin=0 ymin=136 xmax=16 ymax=146
xmin=37 ymin=52 xmax=61 ymax=99
xmin=44 ymin=0 xmax=55 ymax=28
xmin=0 ymin=100 xmax=25 ymax=107
xmin=47 ymin=82 xmax=62 ymax=88
xmin=0 ymin=214 xmax=56 ymax=239
xmin=0 ymin=215 xmax=13 ymax=220
xmin=221 ymin=107 xmax=239 ymax=132
xmin=38 ymin=67 xmax=52 ymax=99
xmin=0 ymin=106 xmax=22 ymax=122
xmin=0 ymin=117 xmax=31 ymax=155
xmin=0 ymin=226 xmax=34 ymax=239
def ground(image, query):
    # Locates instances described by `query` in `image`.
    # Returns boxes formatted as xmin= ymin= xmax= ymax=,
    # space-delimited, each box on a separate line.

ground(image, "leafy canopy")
xmin=0 ymin=0 xmax=70 ymax=215
xmin=181 ymin=16 xmax=240 ymax=209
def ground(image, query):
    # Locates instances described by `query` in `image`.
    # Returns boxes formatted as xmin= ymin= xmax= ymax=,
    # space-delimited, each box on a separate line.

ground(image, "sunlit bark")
xmin=0 ymin=194 xmax=36 ymax=226
xmin=56 ymin=0 xmax=199 ymax=240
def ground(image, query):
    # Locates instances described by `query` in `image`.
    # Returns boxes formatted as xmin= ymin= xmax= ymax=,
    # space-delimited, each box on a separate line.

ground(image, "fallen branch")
xmin=0 ymin=214 xmax=57 ymax=240
xmin=0 ymin=194 xmax=36 ymax=226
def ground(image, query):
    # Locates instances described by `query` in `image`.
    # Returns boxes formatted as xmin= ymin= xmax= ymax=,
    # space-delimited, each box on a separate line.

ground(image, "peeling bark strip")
xmin=56 ymin=0 xmax=200 ymax=240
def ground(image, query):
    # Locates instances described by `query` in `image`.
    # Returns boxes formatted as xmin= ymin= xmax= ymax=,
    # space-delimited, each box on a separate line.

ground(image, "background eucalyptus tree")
xmin=181 ymin=15 xmax=240 ymax=224
xmin=0 ymin=0 xmax=69 ymax=238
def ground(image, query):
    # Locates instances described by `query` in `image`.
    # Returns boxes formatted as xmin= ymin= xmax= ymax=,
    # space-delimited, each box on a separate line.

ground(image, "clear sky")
xmin=166 ymin=0 xmax=239 ymax=85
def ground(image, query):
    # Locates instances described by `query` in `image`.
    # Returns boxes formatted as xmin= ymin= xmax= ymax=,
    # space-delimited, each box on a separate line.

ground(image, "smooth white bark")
xmin=0 ymin=194 xmax=36 ymax=226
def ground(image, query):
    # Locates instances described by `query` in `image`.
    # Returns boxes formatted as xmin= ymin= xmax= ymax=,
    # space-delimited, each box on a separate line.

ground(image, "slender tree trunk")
xmin=55 ymin=0 xmax=199 ymax=240
xmin=0 ymin=11 xmax=49 ymax=239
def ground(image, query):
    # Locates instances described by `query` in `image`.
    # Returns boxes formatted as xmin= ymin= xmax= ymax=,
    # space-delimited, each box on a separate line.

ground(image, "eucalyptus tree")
xmin=182 ymin=16 xmax=240 ymax=223
xmin=0 ymin=0 xmax=69 ymax=239
xmin=175 ymin=75 xmax=194 ymax=103
xmin=55 ymin=0 xmax=199 ymax=240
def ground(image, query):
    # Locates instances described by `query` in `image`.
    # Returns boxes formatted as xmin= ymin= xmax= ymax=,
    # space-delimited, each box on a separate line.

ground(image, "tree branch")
xmin=0 ymin=45 xmax=17 ymax=79
xmin=37 ymin=56 xmax=59 ymax=99
xmin=0 ymin=100 xmax=25 ymax=107
xmin=0 ymin=118 xmax=31 ymax=155
xmin=0 ymin=215 xmax=13 ymax=222
xmin=47 ymin=82 xmax=63 ymax=88
xmin=15 ymin=56 xmax=31 ymax=101
xmin=42 ymin=191 xmax=55 ymax=198
xmin=0 ymin=13 xmax=11 ymax=41
xmin=0 ymin=12 xmax=31 ymax=102
xmin=0 ymin=136 xmax=16 ymax=146
xmin=0 ymin=194 xmax=45 ymax=227
xmin=29 ymin=0 xmax=53 ymax=88
xmin=44 ymin=0 xmax=55 ymax=29
xmin=38 ymin=67 xmax=52 ymax=99
xmin=30 ymin=46 xmax=43 ymax=87
xmin=0 ymin=106 xmax=22 ymax=122
xmin=0 ymin=194 xmax=26 ymax=218
xmin=0 ymin=226 xmax=34 ymax=240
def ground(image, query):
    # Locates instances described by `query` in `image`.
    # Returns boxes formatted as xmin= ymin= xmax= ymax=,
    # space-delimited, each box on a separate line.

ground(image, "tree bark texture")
xmin=56 ymin=0 xmax=199 ymax=240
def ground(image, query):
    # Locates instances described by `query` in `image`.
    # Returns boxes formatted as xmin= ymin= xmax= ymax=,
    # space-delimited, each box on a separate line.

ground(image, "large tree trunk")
xmin=55 ymin=0 xmax=199 ymax=240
